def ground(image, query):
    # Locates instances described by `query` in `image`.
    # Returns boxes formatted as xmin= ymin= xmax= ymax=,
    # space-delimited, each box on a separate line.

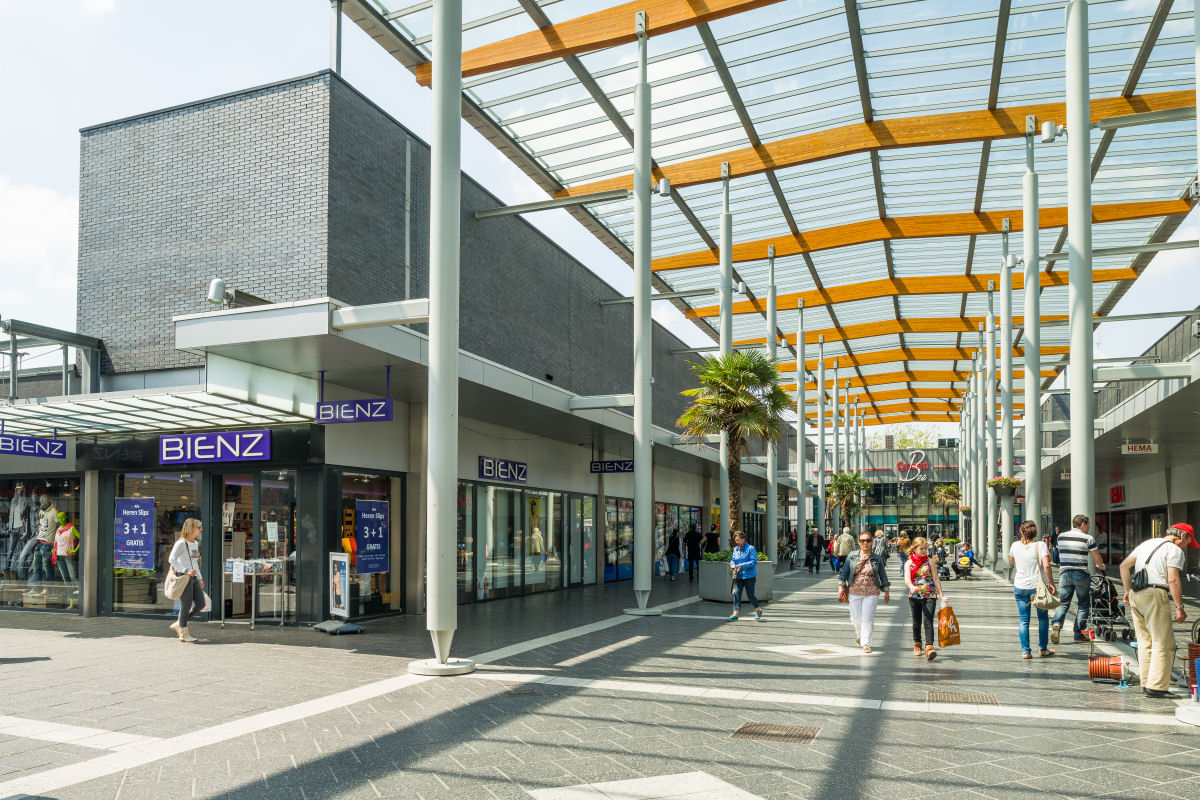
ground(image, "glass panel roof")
xmin=360 ymin=0 xmax=1197 ymax=422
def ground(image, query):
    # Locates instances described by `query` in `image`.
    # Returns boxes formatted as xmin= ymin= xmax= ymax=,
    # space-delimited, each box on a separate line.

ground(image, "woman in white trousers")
xmin=838 ymin=531 xmax=891 ymax=652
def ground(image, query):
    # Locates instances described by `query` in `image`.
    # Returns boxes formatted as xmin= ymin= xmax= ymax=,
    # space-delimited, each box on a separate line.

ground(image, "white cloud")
xmin=79 ymin=0 xmax=116 ymax=15
xmin=0 ymin=175 xmax=78 ymax=329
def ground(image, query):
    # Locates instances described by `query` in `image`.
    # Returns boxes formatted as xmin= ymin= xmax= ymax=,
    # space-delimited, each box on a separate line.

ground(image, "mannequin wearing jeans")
xmin=27 ymin=496 xmax=58 ymax=596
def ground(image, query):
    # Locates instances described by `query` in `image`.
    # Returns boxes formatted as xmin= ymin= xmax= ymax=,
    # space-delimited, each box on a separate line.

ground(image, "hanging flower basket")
xmin=959 ymin=506 xmax=972 ymax=516
xmin=987 ymin=476 xmax=1021 ymax=497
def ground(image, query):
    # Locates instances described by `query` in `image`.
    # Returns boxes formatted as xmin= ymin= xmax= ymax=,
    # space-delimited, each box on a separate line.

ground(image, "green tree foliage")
xmin=867 ymin=422 xmax=939 ymax=450
xmin=826 ymin=470 xmax=873 ymax=528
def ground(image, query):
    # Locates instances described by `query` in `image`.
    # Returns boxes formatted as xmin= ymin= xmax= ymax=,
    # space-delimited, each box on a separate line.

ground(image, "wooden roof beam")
xmin=777 ymin=345 xmax=1070 ymax=372
xmin=558 ymin=91 xmax=1192 ymax=197
xmin=415 ymin=0 xmax=787 ymax=86
xmin=780 ymin=368 xmax=1055 ymax=392
xmin=733 ymin=315 xmax=1072 ymax=346
xmin=659 ymin=199 xmax=1188 ymax=273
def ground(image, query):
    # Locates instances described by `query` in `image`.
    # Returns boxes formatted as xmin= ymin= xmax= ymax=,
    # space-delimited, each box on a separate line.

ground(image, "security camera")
xmin=1192 ymin=319 xmax=1200 ymax=339
xmin=656 ymin=178 xmax=671 ymax=197
xmin=1041 ymin=121 xmax=1065 ymax=144
xmin=206 ymin=278 xmax=228 ymax=306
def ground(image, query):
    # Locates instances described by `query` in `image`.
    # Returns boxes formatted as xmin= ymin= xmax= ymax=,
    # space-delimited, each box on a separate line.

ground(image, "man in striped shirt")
xmin=1050 ymin=514 xmax=1106 ymax=644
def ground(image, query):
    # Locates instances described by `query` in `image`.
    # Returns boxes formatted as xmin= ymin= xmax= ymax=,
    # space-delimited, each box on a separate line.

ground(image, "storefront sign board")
xmin=478 ymin=456 xmax=527 ymax=484
xmin=0 ymin=434 xmax=67 ymax=459
xmin=316 ymin=398 xmax=393 ymax=424
xmin=1120 ymin=442 xmax=1158 ymax=455
xmin=330 ymin=553 xmax=350 ymax=619
xmin=355 ymin=500 xmax=389 ymax=575
xmin=159 ymin=430 xmax=271 ymax=464
xmin=590 ymin=459 xmax=634 ymax=473
xmin=894 ymin=449 xmax=930 ymax=482
xmin=114 ymin=497 xmax=155 ymax=569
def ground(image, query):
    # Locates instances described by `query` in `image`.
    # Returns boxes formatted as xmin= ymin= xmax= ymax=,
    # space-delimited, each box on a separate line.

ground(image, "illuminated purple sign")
xmin=159 ymin=430 xmax=271 ymax=464
xmin=316 ymin=398 xmax=393 ymax=424
xmin=0 ymin=434 xmax=67 ymax=459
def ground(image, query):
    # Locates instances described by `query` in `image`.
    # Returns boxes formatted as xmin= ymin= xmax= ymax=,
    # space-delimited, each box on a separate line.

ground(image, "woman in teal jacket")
xmin=728 ymin=530 xmax=763 ymax=622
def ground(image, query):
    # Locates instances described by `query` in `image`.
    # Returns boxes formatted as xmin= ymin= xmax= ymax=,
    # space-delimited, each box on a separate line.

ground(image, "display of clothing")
xmin=9 ymin=490 xmax=31 ymax=534
xmin=37 ymin=505 xmax=58 ymax=543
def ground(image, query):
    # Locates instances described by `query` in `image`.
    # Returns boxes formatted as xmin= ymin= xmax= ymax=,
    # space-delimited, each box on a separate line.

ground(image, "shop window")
xmin=524 ymin=491 xmax=562 ymax=592
xmin=477 ymin=485 xmax=522 ymax=599
xmin=605 ymin=497 xmax=633 ymax=581
xmin=339 ymin=473 xmax=398 ymax=617
xmin=114 ymin=472 xmax=199 ymax=615
xmin=2 ymin=478 xmax=82 ymax=611
xmin=457 ymin=483 xmax=474 ymax=603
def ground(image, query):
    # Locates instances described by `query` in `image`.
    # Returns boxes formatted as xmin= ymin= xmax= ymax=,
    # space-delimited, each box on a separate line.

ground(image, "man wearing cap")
xmin=1119 ymin=523 xmax=1190 ymax=699
xmin=1050 ymin=514 xmax=1106 ymax=645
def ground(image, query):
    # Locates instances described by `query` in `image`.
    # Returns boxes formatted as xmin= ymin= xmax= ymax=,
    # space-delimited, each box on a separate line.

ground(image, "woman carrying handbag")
xmin=1008 ymin=519 xmax=1058 ymax=659
xmin=167 ymin=518 xmax=205 ymax=643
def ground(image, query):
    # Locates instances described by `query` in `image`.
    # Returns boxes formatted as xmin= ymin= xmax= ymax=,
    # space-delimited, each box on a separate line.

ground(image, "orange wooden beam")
xmin=780 ymin=368 xmax=1055 ymax=392
xmin=558 ymin=91 xmax=1192 ymax=197
xmin=735 ymin=315 xmax=1071 ymax=347
xmin=801 ymin=399 xmax=1021 ymax=419
xmin=415 ymin=0 xmax=787 ymax=86
xmin=777 ymin=345 xmax=1069 ymax=373
xmin=688 ymin=267 xmax=1140 ymax=319
xmin=661 ymin=199 xmax=1188 ymax=274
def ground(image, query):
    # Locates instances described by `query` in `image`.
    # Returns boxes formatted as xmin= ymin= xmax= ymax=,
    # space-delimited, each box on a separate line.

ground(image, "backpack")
xmin=871 ymin=535 xmax=889 ymax=562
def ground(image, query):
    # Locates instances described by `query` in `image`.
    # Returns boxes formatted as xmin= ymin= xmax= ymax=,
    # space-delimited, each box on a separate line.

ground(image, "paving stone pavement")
xmin=0 ymin=567 xmax=1197 ymax=800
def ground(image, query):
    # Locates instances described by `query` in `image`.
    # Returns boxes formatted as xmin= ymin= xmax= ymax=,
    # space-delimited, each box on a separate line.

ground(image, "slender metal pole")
xmin=329 ymin=0 xmax=343 ymax=73
xmin=960 ymin=401 xmax=969 ymax=542
xmin=766 ymin=246 xmax=778 ymax=565
xmin=1066 ymin=0 xmax=1095 ymax=523
xmin=411 ymin=0 xmax=473 ymax=675
xmin=1023 ymin=123 xmax=1042 ymax=540
xmin=974 ymin=346 xmax=985 ymax=555
xmin=61 ymin=345 xmax=69 ymax=396
xmin=719 ymin=161 xmax=732 ymax=548
xmin=796 ymin=301 xmax=807 ymax=541
xmin=1000 ymin=249 xmax=1015 ymax=567
xmin=8 ymin=335 xmax=16 ymax=401
xmin=630 ymin=13 xmax=655 ymax=612
xmin=832 ymin=365 xmax=841 ymax=537
xmin=817 ymin=337 xmax=827 ymax=540
xmin=986 ymin=284 xmax=997 ymax=565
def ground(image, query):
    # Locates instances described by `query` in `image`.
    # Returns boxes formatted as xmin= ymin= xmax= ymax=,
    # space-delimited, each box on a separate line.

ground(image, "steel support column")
xmin=832 ymin=363 xmax=841 ymax=538
xmin=410 ymin=0 xmax=474 ymax=676
xmin=796 ymin=301 xmax=807 ymax=541
xmin=629 ymin=13 xmax=656 ymax=613
xmin=986 ymin=285 xmax=997 ymax=566
xmin=719 ymin=162 xmax=732 ymax=549
xmin=1000 ymin=249 xmax=1015 ymax=567
xmin=1066 ymin=0 xmax=1096 ymax=522
xmin=816 ymin=336 xmax=827 ymax=540
xmin=766 ymin=247 xmax=778 ymax=566
xmin=330 ymin=0 xmax=343 ymax=73
xmin=1023 ymin=125 xmax=1042 ymax=542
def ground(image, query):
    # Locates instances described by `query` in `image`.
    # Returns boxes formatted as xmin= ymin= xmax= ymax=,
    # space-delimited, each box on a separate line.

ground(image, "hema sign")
xmin=160 ymin=430 xmax=271 ymax=464
xmin=0 ymin=434 xmax=67 ymax=459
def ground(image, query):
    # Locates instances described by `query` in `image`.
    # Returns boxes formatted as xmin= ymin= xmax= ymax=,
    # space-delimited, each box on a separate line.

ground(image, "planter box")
xmin=698 ymin=559 xmax=773 ymax=603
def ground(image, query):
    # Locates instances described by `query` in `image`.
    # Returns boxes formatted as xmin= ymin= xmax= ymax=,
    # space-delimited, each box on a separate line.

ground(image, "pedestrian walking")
xmin=806 ymin=529 xmax=825 ymax=574
xmin=168 ymin=518 xmax=205 ymax=643
xmin=1119 ymin=523 xmax=1190 ymax=698
xmin=727 ymin=530 xmax=763 ymax=622
xmin=1050 ymin=514 xmax=1106 ymax=645
xmin=832 ymin=526 xmax=854 ymax=572
xmin=702 ymin=524 xmax=722 ymax=555
xmin=904 ymin=537 xmax=945 ymax=660
xmin=665 ymin=528 xmax=681 ymax=582
xmin=871 ymin=528 xmax=890 ymax=563
xmin=1009 ymin=520 xmax=1057 ymax=659
xmin=838 ymin=530 xmax=891 ymax=653
xmin=897 ymin=534 xmax=911 ymax=578
xmin=683 ymin=524 xmax=703 ymax=581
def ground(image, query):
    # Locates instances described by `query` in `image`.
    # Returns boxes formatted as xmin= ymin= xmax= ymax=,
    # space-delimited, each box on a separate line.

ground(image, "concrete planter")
xmin=698 ymin=559 xmax=773 ymax=603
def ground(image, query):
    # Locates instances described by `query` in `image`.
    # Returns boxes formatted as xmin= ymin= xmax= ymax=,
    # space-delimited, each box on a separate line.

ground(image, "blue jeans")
xmin=1050 ymin=569 xmax=1091 ymax=635
xmin=31 ymin=542 xmax=54 ymax=586
xmin=666 ymin=554 xmax=680 ymax=576
xmin=1014 ymin=587 xmax=1048 ymax=654
xmin=733 ymin=577 xmax=759 ymax=612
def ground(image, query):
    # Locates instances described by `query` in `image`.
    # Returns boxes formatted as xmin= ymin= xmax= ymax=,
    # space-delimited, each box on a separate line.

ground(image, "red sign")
xmin=1110 ymin=485 xmax=1125 ymax=506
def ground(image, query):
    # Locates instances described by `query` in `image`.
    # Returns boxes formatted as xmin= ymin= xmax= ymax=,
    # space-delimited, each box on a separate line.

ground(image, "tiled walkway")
xmin=0 ymin=566 xmax=1197 ymax=800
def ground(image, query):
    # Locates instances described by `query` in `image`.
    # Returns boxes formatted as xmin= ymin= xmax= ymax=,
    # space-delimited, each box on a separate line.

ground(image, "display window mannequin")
xmin=27 ymin=495 xmax=59 ymax=596
xmin=53 ymin=512 xmax=80 ymax=609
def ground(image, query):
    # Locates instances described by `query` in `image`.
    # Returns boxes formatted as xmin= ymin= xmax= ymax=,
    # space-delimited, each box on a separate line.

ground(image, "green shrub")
xmin=704 ymin=548 xmax=769 ymax=562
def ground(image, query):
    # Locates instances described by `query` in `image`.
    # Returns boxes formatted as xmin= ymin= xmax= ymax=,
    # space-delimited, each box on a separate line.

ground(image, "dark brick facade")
xmin=77 ymin=72 xmax=698 ymax=427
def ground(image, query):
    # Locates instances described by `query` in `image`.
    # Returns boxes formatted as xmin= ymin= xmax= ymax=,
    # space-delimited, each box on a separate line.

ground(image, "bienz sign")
xmin=894 ymin=449 xmax=930 ymax=482
xmin=316 ymin=398 xmax=393 ymax=424
xmin=479 ymin=455 xmax=527 ymax=484
xmin=0 ymin=434 xmax=67 ymax=459
xmin=160 ymin=430 xmax=271 ymax=465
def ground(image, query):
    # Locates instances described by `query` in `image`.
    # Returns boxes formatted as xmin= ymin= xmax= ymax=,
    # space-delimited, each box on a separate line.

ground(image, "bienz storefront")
xmin=0 ymin=422 xmax=404 ymax=624
xmin=861 ymin=447 xmax=963 ymax=539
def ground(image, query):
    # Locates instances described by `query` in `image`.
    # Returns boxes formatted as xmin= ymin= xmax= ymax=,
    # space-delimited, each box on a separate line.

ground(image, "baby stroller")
xmin=1086 ymin=572 xmax=1132 ymax=642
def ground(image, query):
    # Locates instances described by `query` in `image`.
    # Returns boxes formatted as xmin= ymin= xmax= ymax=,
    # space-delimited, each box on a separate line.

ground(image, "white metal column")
xmin=796 ymin=302 xmax=807 ymax=539
xmin=1066 ymin=0 xmax=1095 ymax=522
xmin=410 ymin=0 xmax=473 ymax=676
xmin=1023 ymin=120 xmax=1042 ymax=539
xmin=766 ymin=247 xmax=778 ymax=565
xmin=329 ymin=0 xmax=343 ymax=73
xmin=985 ymin=283 xmax=997 ymax=565
xmin=817 ymin=338 xmax=827 ymax=539
xmin=629 ymin=13 xmax=657 ymax=614
xmin=961 ymin=397 xmax=970 ymax=544
xmin=831 ymin=363 xmax=840 ymax=537
xmin=974 ymin=349 xmax=985 ymax=555
xmin=719 ymin=162 xmax=733 ymax=548
xmin=1000 ymin=246 xmax=1015 ymax=566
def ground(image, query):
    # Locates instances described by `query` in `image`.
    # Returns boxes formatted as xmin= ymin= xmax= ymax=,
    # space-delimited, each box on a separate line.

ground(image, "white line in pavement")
xmin=662 ymin=613 xmax=1014 ymax=631
xmin=469 ymin=672 xmax=1184 ymax=728
xmin=0 ymin=716 xmax=160 ymax=751
xmin=555 ymin=635 xmax=651 ymax=668
xmin=0 ymin=594 xmax=698 ymax=799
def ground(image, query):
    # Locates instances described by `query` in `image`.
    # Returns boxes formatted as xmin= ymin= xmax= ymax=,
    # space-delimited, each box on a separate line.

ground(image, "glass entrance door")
xmin=257 ymin=470 xmax=296 ymax=622
xmin=220 ymin=474 xmax=253 ymax=620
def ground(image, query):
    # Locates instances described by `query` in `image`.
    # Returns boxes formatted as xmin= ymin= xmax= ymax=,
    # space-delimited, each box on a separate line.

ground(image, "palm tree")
xmin=676 ymin=350 xmax=790 ymax=529
xmin=826 ymin=471 xmax=872 ymax=531
xmin=932 ymin=483 xmax=961 ymax=536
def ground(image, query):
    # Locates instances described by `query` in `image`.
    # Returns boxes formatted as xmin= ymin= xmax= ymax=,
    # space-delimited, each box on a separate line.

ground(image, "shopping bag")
xmin=938 ymin=602 xmax=960 ymax=648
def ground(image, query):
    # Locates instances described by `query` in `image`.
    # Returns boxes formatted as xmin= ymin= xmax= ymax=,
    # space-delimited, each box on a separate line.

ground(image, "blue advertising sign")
xmin=590 ymin=459 xmax=634 ymax=473
xmin=316 ymin=398 xmax=394 ymax=424
xmin=0 ymin=434 xmax=67 ymax=459
xmin=355 ymin=500 xmax=389 ymax=575
xmin=159 ymin=430 xmax=271 ymax=464
xmin=114 ymin=497 xmax=155 ymax=569
xmin=478 ymin=455 xmax=527 ymax=484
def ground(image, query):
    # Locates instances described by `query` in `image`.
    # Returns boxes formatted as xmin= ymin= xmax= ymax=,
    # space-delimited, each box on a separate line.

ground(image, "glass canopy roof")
xmin=346 ymin=0 xmax=1197 ymax=426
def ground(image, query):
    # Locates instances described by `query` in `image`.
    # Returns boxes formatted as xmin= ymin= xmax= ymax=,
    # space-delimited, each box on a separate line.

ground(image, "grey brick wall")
xmin=78 ymin=73 xmax=332 ymax=373
xmin=77 ymin=71 xmax=701 ymax=428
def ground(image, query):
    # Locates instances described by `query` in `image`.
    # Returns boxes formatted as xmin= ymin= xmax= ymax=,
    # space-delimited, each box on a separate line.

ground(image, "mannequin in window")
xmin=529 ymin=514 xmax=544 ymax=558
xmin=53 ymin=512 xmax=80 ymax=609
xmin=5 ymin=483 xmax=32 ymax=580
xmin=27 ymin=495 xmax=58 ymax=596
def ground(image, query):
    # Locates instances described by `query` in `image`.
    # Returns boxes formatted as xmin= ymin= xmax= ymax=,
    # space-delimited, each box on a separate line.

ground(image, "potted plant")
xmin=959 ymin=506 xmax=972 ymax=517
xmin=697 ymin=548 xmax=773 ymax=603
xmin=987 ymin=476 xmax=1021 ymax=497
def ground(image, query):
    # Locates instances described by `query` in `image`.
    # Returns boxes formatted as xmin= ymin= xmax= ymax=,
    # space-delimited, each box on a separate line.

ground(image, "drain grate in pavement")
xmin=731 ymin=723 xmax=820 ymax=744
xmin=926 ymin=691 xmax=998 ymax=705
xmin=504 ymin=689 xmax=541 ymax=697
